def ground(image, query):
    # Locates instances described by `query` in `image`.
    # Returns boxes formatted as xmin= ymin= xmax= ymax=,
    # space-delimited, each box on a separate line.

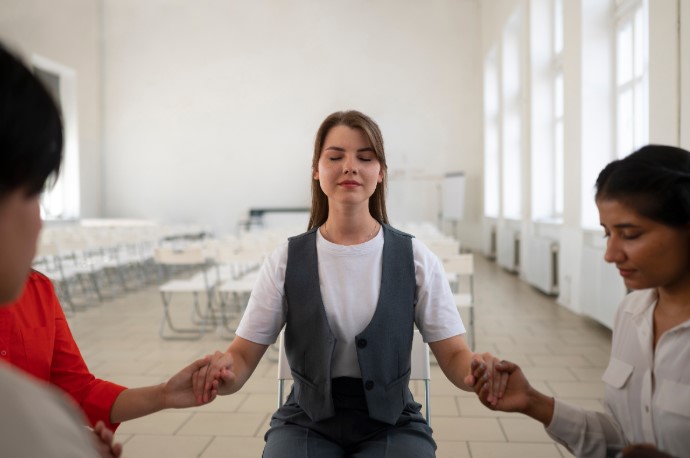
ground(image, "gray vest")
xmin=283 ymin=224 xmax=416 ymax=425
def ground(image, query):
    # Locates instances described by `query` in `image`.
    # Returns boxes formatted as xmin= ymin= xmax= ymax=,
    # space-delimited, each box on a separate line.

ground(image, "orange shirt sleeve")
xmin=0 ymin=271 xmax=127 ymax=430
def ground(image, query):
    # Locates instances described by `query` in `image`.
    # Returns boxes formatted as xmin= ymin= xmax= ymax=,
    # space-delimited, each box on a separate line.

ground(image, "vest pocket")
xmin=290 ymin=368 xmax=318 ymax=390
xmin=385 ymin=367 xmax=411 ymax=391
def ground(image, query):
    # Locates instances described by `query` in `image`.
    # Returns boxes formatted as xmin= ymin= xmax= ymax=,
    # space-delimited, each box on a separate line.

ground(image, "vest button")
xmin=357 ymin=338 xmax=368 ymax=348
xmin=365 ymin=380 xmax=374 ymax=390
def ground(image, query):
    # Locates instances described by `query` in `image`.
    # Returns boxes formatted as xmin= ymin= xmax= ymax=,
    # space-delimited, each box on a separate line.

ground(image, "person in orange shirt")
xmin=1 ymin=269 xmax=215 ymax=431
xmin=0 ymin=41 xmax=104 ymax=458
xmin=0 ymin=42 xmax=216 ymax=458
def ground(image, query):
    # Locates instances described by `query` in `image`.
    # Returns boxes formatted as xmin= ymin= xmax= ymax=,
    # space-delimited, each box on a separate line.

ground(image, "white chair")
xmin=154 ymin=246 xmax=216 ymax=340
xmin=442 ymin=254 xmax=475 ymax=350
xmin=277 ymin=329 xmax=432 ymax=425
xmin=424 ymin=239 xmax=461 ymax=260
xmin=214 ymin=248 xmax=264 ymax=337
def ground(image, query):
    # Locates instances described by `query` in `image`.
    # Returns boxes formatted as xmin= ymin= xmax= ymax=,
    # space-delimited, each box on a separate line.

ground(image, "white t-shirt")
xmin=236 ymin=227 xmax=465 ymax=378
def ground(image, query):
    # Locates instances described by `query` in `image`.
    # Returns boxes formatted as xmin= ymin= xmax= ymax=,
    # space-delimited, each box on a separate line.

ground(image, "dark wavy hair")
xmin=308 ymin=110 xmax=388 ymax=230
xmin=0 ymin=43 xmax=63 ymax=198
xmin=595 ymin=144 xmax=690 ymax=227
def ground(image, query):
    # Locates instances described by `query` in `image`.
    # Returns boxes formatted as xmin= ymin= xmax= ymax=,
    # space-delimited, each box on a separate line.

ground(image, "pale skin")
xmin=194 ymin=124 xmax=507 ymax=404
xmin=469 ymin=198 xmax=690 ymax=432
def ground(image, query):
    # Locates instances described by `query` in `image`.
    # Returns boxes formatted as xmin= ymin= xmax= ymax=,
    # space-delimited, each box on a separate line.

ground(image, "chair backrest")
xmin=442 ymin=253 xmax=474 ymax=276
xmin=277 ymin=329 xmax=431 ymax=424
xmin=425 ymin=239 xmax=461 ymax=260
xmin=153 ymin=246 xmax=206 ymax=266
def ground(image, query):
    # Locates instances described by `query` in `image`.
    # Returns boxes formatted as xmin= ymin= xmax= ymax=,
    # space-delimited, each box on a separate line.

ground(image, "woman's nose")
xmin=343 ymin=157 xmax=356 ymax=174
xmin=603 ymin=237 xmax=625 ymax=264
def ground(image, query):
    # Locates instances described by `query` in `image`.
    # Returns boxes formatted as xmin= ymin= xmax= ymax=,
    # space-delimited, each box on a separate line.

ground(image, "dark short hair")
xmin=0 ymin=43 xmax=63 ymax=198
xmin=595 ymin=144 xmax=690 ymax=227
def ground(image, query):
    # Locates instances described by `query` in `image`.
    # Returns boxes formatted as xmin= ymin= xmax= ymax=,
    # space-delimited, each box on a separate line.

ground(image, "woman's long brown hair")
xmin=308 ymin=110 xmax=389 ymax=230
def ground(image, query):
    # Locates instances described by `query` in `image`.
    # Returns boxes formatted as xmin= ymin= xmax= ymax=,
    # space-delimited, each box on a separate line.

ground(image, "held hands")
xmin=192 ymin=350 xmax=238 ymax=404
xmin=162 ymin=355 xmax=219 ymax=408
xmin=463 ymin=353 xmax=509 ymax=407
xmin=466 ymin=359 xmax=555 ymax=425
xmin=467 ymin=359 xmax=532 ymax=412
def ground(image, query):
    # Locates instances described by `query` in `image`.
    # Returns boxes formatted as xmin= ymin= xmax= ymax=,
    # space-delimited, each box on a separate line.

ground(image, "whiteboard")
xmin=442 ymin=172 xmax=465 ymax=221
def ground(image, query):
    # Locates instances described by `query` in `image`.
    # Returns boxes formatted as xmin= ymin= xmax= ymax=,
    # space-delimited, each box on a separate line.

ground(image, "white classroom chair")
xmin=154 ymin=246 xmax=215 ymax=340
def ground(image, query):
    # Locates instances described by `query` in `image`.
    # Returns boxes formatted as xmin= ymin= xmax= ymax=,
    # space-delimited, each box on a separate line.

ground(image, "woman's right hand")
xmin=193 ymin=350 xmax=237 ymax=403
xmin=470 ymin=359 xmax=531 ymax=413
xmin=470 ymin=359 xmax=555 ymax=425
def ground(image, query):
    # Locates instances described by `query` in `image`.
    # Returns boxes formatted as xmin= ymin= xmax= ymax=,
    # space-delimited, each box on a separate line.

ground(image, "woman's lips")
xmin=618 ymin=268 xmax=635 ymax=277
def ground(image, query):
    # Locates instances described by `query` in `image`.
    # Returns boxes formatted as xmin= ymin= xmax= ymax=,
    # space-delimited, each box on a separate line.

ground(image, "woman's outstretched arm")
xmin=194 ymin=336 xmax=269 ymax=403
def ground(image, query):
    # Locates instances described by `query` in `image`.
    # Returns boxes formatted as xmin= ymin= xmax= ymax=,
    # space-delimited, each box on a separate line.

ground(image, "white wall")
xmin=681 ymin=0 xmax=690 ymax=150
xmin=0 ymin=0 xmax=103 ymax=218
xmin=648 ymin=0 xmax=680 ymax=145
xmin=102 ymin=0 xmax=484 ymax=237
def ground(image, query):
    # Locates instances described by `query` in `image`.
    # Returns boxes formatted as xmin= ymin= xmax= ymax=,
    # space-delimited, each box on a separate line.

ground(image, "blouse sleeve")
xmin=546 ymin=398 xmax=627 ymax=457
xmin=47 ymin=281 xmax=127 ymax=430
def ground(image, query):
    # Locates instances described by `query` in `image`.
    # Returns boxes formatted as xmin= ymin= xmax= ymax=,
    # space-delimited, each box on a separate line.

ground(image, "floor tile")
xmin=118 ymin=435 xmax=212 ymax=458
xmin=116 ymin=411 xmax=193 ymax=435
xmin=200 ymin=437 xmax=265 ymax=457
xmin=436 ymin=440 xmax=470 ymax=458
xmin=431 ymin=417 xmax=505 ymax=441
xmin=177 ymin=412 xmax=267 ymax=437
xmin=499 ymin=417 xmax=554 ymax=443
xmin=469 ymin=441 xmax=563 ymax=458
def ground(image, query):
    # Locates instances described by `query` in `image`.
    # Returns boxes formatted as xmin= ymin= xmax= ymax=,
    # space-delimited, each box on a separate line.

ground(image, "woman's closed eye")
xmin=602 ymin=230 xmax=642 ymax=240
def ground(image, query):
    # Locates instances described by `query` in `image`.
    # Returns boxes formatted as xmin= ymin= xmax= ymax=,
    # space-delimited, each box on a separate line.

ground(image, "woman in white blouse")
xmin=194 ymin=110 xmax=505 ymax=457
xmin=470 ymin=144 xmax=690 ymax=458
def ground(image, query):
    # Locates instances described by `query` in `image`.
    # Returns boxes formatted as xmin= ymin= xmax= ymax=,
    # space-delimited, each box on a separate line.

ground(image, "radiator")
xmin=524 ymin=236 xmax=559 ymax=295
xmin=496 ymin=227 xmax=519 ymax=273
xmin=580 ymin=245 xmax=627 ymax=329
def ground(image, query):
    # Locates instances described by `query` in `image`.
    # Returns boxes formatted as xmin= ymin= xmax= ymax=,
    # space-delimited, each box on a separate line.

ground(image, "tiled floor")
xmin=67 ymin=255 xmax=612 ymax=457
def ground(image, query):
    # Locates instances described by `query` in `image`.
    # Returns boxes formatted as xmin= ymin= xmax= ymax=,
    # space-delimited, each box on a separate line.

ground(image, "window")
xmin=501 ymin=10 xmax=523 ymax=220
xmin=31 ymin=56 xmax=80 ymax=220
xmin=484 ymin=47 xmax=500 ymax=218
xmin=615 ymin=0 xmax=648 ymax=158
xmin=552 ymin=0 xmax=564 ymax=216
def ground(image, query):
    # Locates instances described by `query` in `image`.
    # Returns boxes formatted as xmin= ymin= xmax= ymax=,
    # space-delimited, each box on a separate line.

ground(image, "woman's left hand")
xmin=162 ymin=355 xmax=218 ymax=408
xmin=463 ymin=352 xmax=509 ymax=406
